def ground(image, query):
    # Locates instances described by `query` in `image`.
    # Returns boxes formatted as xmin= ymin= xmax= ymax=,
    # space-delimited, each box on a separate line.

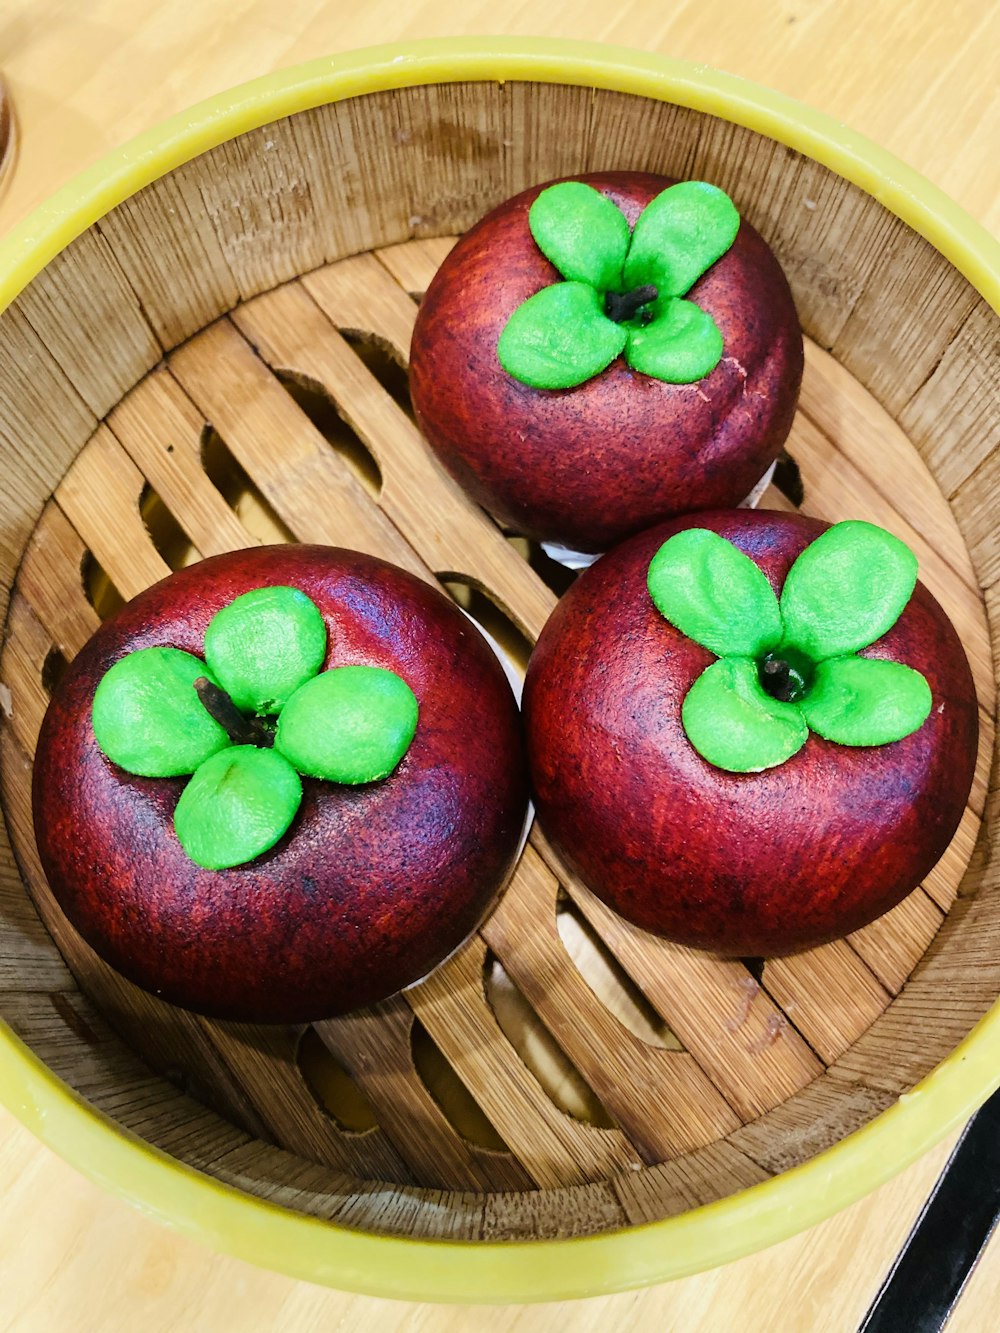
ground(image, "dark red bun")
xmin=524 ymin=509 xmax=978 ymax=956
xmin=410 ymin=172 xmax=803 ymax=551
xmin=33 ymin=546 xmax=528 ymax=1022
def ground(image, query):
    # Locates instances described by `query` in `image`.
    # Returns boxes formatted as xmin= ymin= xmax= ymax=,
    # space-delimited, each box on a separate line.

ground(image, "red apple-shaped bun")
xmin=410 ymin=172 xmax=803 ymax=552
xmin=33 ymin=546 xmax=529 ymax=1022
xmin=524 ymin=510 xmax=978 ymax=957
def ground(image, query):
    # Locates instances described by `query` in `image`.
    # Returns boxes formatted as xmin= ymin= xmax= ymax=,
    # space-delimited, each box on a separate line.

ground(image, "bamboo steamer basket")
xmin=0 ymin=38 xmax=998 ymax=1304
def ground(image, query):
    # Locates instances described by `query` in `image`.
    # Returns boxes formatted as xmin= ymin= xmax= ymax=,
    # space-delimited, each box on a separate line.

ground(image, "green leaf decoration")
xmin=656 ymin=521 xmax=931 ymax=773
xmin=625 ymin=297 xmax=724 ymax=382
xmin=779 ymin=521 xmax=919 ymax=662
xmin=501 ymin=178 xmax=740 ymax=390
xmin=623 ymin=181 xmax=740 ymax=298
xmin=497 ymin=282 xmax=627 ymax=390
xmin=688 ymin=658 xmax=810 ymax=778
xmin=800 ymin=656 xmax=932 ymax=747
xmin=681 ymin=657 xmax=808 ymax=773
xmin=275 ymin=665 xmax=418 ymax=784
xmin=174 ymin=745 xmax=303 ymax=870
xmin=528 ymin=182 xmax=631 ymax=291
xmin=647 ymin=529 xmax=783 ymax=658
xmin=204 ymin=585 xmax=327 ymax=715
xmin=92 ymin=646 xmax=230 ymax=777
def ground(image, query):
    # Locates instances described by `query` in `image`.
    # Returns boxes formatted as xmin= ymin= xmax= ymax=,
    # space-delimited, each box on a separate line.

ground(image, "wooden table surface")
xmin=1 ymin=3 xmax=998 ymax=1330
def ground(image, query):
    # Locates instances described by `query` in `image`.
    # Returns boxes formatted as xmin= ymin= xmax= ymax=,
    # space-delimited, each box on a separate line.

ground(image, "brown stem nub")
xmin=194 ymin=678 xmax=274 ymax=748
xmin=759 ymin=653 xmax=814 ymax=705
xmin=761 ymin=658 xmax=798 ymax=703
xmin=604 ymin=284 xmax=659 ymax=323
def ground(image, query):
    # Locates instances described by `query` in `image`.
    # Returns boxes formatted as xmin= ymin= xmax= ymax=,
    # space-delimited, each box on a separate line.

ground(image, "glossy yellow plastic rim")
xmin=1 ymin=37 xmax=999 ymax=1304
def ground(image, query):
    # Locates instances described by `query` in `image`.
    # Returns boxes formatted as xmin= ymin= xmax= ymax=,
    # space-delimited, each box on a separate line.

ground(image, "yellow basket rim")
xmin=1 ymin=35 xmax=999 ymax=1304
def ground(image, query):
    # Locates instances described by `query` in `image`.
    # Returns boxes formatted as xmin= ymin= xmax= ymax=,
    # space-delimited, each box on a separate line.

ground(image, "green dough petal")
xmin=625 ymin=297 xmax=724 ymax=382
xmin=174 ymin=745 xmax=302 ymax=870
xmin=275 ymin=665 xmax=418 ymax=784
xmin=623 ymin=181 xmax=740 ymax=297
xmin=92 ymin=646 xmax=230 ymax=777
xmin=528 ymin=181 xmax=630 ymax=290
xmin=779 ymin=521 xmax=919 ymax=662
xmin=681 ymin=657 xmax=808 ymax=773
xmin=801 ymin=656 xmax=932 ymax=747
xmin=204 ymin=585 xmax=327 ymax=715
xmin=648 ymin=529 xmax=783 ymax=658
xmin=498 ymin=282 xmax=627 ymax=389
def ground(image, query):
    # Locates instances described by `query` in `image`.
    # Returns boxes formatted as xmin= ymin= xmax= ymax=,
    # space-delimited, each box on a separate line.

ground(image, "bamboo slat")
xmin=315 ymin=1001 xmax=535 ymax=1192
xmin=480 ymin=845 xmax=741 ymax=1159
xmin=233 ymin=277 xmax=556 ymax=641
xmin=762 ymin=944 xmax=891 ymax=1067
xmin=54 ymin=425 xmax=176 ymax=599
xmin=797 ymin=342 xmax=978 ymax=589
xmin=901 ymin=299 xmax=1000 ymax=504
xmin=529 ymin=824 xmax=824 ymax=1122
xmin=107 ymin=370 xmax=258 ymax=558
xmin=168 ymin=320 xmax=427 ymax=580
xmin=612 ymin=1141 xmax=771 ymax=1224
xmin=11 ymin=228 xmax=163 ymax=418
xmin=15 ymin=505 xmax=101 ymax=658
xmin=405 ymin=933 xmax=644 ymax=1189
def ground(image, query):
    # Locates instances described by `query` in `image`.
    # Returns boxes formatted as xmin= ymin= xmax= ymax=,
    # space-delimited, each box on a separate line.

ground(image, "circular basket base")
xmin=1 ymin=237 xmax=993 ymax=1242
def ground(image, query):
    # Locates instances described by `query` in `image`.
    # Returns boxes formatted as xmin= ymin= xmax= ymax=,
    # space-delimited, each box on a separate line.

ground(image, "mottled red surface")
xmin=410 ymin=172 xmax=804 ymax=551
xmin=524 ymin=510 xmax=979 ymax=957
xmin=33 ymin=546 xmax=528 ymax=1022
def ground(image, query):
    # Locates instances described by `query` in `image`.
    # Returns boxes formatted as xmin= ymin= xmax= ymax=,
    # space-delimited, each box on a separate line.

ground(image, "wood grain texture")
xmin=167 ymin=320 xmax=427 ymax=578
xmin=314 ymin=1000 xmax=536 ymax=1192
xmin=530 ymin=825 xmax=825 ymax=1122
xmin=54 ymin=425 xmax=176 ymax=599
xmin=107 ymin=371 xmax=259 ymax=559
xmin=0 ymin=0 xmax=998 ymax=1326
xmin=236 ymin=272 xmax=556 ymax=641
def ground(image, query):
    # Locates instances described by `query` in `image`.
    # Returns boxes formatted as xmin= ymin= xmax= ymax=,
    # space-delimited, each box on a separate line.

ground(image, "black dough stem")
xmin=759 ymin=656 xmax=811 ymax=704
xmin=194 ymin=677 xmax=274 ymax=748
xmin=761 ymin=658 xmax=797 ymax=703
xmin=604 ymin=284 xmax=659 ymax=323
